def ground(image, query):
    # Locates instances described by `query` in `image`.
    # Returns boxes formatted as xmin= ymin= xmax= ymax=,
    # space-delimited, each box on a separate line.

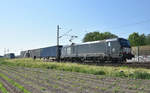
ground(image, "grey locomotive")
xmin=61 ymin=38 xmax=134 ymax=62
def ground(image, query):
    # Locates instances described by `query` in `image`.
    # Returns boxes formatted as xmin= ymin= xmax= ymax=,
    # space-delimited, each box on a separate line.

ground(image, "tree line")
xmin=83 ymin=31 xmax=150 ymax=46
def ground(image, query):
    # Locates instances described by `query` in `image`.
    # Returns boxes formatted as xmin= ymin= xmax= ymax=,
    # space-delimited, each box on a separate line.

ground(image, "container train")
xmin=20 ymin=38 xmax=134 ymax=62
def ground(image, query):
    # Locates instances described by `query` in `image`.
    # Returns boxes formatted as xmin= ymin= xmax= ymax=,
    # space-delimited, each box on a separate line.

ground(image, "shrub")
xmin=115 ymin=71 xmax=127 ymax=77
xmin=129 ymin=71 xmax=150 ymax=79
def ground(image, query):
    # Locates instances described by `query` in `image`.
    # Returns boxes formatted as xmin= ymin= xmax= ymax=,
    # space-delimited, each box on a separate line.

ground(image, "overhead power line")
xmin=81 ymin=19 xmax=150 ymax=37
xmin=107 ymin=19 xmax=150 ymax=30
xmin=59 ymin=29 xmax=72 ymax=38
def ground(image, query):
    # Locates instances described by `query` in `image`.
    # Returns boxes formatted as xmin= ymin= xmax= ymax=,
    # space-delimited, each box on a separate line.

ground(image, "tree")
xmin=128 ymin=32 xmax=139 ymax=46
xmin=83 ymin=32 xmax=100 ymax=42
xmin=83 ymin=31 xmax=118 ymax=42
xmin=103 ymin=32 xmax=118 ymax=39
xmin=128 ymin=32 xmax=146 ymax=46
xmin=146 ymin=34 xmax=150 ymax=45
xmin=139 ymin=34 xmax=146 ymax=46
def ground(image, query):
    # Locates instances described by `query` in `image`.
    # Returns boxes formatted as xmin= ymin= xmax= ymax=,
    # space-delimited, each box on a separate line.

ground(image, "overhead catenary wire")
xmin=82 ymin=19 xmax=150 ymax=34
xmin=59 ymin=29 xmax=72 ymax=38
xmin=59 ymin=19 xmax=150 ymax=45
xmin=107 ymin=19 xmax=150 ymax=30
xmin=77 ymin=18 xmax=150 ymax=39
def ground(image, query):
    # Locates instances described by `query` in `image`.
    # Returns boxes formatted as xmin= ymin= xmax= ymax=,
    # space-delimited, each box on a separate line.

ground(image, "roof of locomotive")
xmin=63 ymin=38 xmax=123 ymax=47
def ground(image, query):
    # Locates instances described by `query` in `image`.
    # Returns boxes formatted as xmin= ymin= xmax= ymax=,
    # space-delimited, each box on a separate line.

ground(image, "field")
xmin=0 ymin=59 xmax=150 ymax=93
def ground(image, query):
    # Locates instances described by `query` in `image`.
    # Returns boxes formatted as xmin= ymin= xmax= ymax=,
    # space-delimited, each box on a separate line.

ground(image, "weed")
xmin=95 ymin=86 xmax=99 ymax=89
xmin=0 ymin=72 xmax=31 ymax=93
xmin=113 ymin=86 xmax=120 ymax=93
xmin=56 ymin=76 xmax=62 ymax=80
xmin=101 ymin=87 xmax=107 ymax=91
xmin=112 ymin=82 xmax=117 ymax=86
xmin=52 ymin=85 xmax=59 ymax=89
xmin=108 ymin=85 xmax=113 ymax=88
xmin=0 ymin=82 xmax=9 ymax=93
xmin=72 ymin=84 xmax=79 ymax=88
xmin=114 ymin=71 xmax=127 ymax=77
xmin=137 ymin=91 xmax=145 ymax=93
xmin=129 ymin=71 xmax=150 ymax=79
xmin=128 ymin=85 xmax=135 ymax=90
xmin=41 ymin=87 xmax=46 ymax=91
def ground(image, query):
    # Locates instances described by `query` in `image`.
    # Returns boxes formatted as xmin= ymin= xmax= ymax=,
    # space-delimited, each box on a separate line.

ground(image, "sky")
xmin=0 ymin=0 xmax=150 ymax=55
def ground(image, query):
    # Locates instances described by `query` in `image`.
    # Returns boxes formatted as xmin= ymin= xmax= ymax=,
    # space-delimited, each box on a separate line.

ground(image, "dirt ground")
xmin=0 ymin=65 xmax=150 ymax=93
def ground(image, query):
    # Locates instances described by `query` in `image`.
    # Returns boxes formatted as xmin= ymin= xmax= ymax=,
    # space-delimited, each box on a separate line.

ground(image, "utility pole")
xmin=137 ymin=46 xmax=139 ymax=62
xmin=4 ymin=48 xmax=6 ymax=55
xmin=57 ymin=25 xmax=61 ymax=62
xmin=56 ymin=25 xmax=73 ymax=62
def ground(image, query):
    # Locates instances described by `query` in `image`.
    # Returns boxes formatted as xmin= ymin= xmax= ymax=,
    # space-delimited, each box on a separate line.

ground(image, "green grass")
xmin=0 ymin=72 xmax=31 ymax=93
xmin=0 ymin=81 xmax=9 ymax=93
xmin=40 ymin=87 xmax=46 ymax=91
xmin=1 ymin=58 xmax=150 ymax=79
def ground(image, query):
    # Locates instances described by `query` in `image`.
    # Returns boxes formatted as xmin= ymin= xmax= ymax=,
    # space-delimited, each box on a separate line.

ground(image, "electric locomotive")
xmin=61 ymin=38 xmax=134 ymax=62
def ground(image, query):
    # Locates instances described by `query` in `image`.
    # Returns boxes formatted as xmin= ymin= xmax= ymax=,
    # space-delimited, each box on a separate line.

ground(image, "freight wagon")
xmin=4 ymin=53 xmax=15 ymax=59
xmin=20 ymin=46 xmax=62 ymax=59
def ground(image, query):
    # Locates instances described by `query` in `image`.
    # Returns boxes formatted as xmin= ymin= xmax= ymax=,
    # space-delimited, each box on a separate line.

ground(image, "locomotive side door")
xmin=106 ymin=41 xmax=119 ymax=58
xmin=71 ymin=45 xmax=75 ymax=56
xmin=106 ymin=42 xmax=112 ymax=56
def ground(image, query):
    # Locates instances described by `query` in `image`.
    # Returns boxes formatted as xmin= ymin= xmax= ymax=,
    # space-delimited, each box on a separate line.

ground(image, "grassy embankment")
xmin=0 ymin=58 xmax=150 ymax=79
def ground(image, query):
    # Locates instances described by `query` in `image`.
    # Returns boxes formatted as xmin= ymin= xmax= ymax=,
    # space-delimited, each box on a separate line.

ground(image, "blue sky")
xmin=0 ymin=0 xmax=150 ymax=55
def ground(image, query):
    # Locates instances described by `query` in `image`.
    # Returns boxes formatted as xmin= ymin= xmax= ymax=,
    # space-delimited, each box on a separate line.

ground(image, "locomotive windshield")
xmin=119 ymin=38 xmax=131 ymax=48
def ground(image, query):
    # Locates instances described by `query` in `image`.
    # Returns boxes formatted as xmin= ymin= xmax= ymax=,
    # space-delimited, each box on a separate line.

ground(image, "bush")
xmin=115 ymin=71 xmax=127 ymax=77
xmin=93 ymin=70 xmax=105 ymax=75
xmin=129 ymin=71 xmax=150 ymax=79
